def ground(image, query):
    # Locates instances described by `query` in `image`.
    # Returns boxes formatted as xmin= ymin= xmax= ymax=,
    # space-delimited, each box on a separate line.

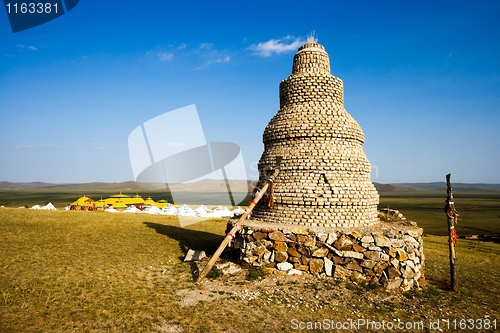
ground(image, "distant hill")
xmin=394 ymin=182 xmax=500 ymax=192
xmin=0 ymin=181 xmax=145 ymax=192
xmin=47 ymin=181 xmax=145 ymax=192
xmin=168 ymin=179 xmax=256 ymax=192
xmin=0 ymin=180 xmax=498 ymax=193
xmin=372 ymin=183 xmax=412 ymax=192
xmin=0 ymin=180 xmax=257 ymax=193
xmin=0 ymin=181 xmax=54 ymax=189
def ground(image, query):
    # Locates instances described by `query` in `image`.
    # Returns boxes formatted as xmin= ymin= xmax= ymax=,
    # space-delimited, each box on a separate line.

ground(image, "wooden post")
xmin=445 ymin=173 xmax=459 ymax=291
xmin=196 ymin=157 xmax=283 ymax=283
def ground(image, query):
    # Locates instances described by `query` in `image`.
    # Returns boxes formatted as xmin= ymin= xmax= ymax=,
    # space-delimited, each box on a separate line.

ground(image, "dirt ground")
xmin=179 ymin=259 xmax=407 ymax=312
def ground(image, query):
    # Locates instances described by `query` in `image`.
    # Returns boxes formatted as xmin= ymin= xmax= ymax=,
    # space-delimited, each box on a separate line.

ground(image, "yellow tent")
xmin=70 ymin=196 xmax=95 ymax=210
xmin=124 ymin=194 xmax=145 ymax=209
xmin=112 ymin=200 xmax=127 ymax=211
xmin=156 ymin=198 xmax=169 ymax=209
xmin=76 ymin=196 xmax=91 ymax=206
xmin=144 ymin=197 xmax=156 ymax=207
xmin=95 ymin=198 xmax=107 ymax=210
xmin=104 ymin=192 xmax=131 ymax=207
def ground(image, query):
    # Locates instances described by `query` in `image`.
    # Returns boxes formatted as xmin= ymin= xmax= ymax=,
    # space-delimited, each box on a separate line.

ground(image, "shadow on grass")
xmin=143 ymin=222 xmax=230 ymax=281
xmin=143 ymin=222 xmax=225 ymax=256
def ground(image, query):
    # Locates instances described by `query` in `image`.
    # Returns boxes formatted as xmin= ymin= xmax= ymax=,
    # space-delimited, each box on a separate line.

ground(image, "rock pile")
xmin=229 ymin=221 xmax=425 ymax=291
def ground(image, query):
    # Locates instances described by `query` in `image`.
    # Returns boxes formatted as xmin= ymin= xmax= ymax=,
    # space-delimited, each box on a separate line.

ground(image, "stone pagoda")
xmin=252 ymin=41 xmax=379 ymax=228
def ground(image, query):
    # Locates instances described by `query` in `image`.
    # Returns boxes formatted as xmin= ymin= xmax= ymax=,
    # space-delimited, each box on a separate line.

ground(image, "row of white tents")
xmin=106 ymin=204 xmax=245 ymax=218
xmin=21 ymin=202 xmax=57 ymax=210
xmin=13 ymin=202 xmax=245 ymax=218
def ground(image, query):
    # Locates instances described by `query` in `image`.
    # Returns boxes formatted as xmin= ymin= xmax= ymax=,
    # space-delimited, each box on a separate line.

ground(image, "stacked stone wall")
xmin=229 ymin=221 xmax=425 ymax=291
xmin=279 ymin=74 xmax=344 ymax=109
xmin=292 ymin=43 xmax=331 ymax=74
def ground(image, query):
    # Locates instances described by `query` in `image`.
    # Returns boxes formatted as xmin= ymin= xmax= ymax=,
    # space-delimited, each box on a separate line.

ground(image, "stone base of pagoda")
xmin=226 ymin=218 xmax=425 ymax=291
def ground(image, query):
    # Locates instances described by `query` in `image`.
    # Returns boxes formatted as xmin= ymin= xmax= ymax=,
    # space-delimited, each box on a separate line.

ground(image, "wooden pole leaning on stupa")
xmin=196 ymin=156 xmax=283 ymax=283
xmin=445 ymin=173 xmax=459 ymax=291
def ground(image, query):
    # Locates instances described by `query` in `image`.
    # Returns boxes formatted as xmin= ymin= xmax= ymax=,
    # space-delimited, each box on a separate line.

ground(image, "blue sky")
xmin=1 ymin=0 xmax=499 ymax=184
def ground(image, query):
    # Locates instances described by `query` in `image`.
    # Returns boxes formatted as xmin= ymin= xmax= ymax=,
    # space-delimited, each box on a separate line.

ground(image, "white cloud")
xmin=249 ymin=36 xmax=305 ymax=57
xmin=146 ymin=44 xmax=181 ymax=62
xmin=193 ymin=42 xmax=232 ymax=69
xmin=194 ymin=55 xmax=231 ymax=69
xmin=15 ymin=144 xmax=51 ymax=149
xmin=200 ymin=43 xmax=213 ymax=50
xmin=28 ymin=46 xmax=37 ymax=50
xmin=158 ymin=52 xmax=173 ymax=61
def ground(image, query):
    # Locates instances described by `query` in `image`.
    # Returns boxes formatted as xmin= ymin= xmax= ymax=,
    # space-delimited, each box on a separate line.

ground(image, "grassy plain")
xmin=1 ymin=185 xmax=499 ymax=237
xmin=1 ymin=205 xmax=499 ymax=332
xmin=378 ymin=189 xmax=500 ymax=236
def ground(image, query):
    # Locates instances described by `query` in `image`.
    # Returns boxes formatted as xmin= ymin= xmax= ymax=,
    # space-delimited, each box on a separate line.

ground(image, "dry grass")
xmin=1 ymin=208 xmax=499 ymax=332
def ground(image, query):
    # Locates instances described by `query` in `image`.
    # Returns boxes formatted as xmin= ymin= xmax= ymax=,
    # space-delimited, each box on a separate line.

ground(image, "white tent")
xmin=105 ymin=206 xmax=119 ymax=213
xmin=31 ymin=205 xmax=41 ymax=209
xmin=212 ymin=206 xmax=233 ymax=218
xmin=41 ymin=202 xmax=57 ymax=210
xmin=123 ymin=205 xmax=141 ymax=213
xmin=177 ymin=204 xmax=196 ymax=217
xmin=232 ymin=206 xmax=244 ymax=216
xmin=144 ymin=205 xmax=161 ymax=214
xmin=194 ymin=205 xmax=209 ymax=214
xmin=196 ymin=209 xmax=218 ymax=218
xmin=160 ymin=206 xmax=177 ymax=215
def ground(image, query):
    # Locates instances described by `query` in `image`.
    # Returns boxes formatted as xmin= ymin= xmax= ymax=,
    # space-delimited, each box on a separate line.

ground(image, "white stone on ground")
xmin=184 ymin=249 xmax=206 ymax=262
xmin=277 ymin=262 xmax=293 ymax=271
xmin=288 ymin=269 xmax=302 ymax=275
